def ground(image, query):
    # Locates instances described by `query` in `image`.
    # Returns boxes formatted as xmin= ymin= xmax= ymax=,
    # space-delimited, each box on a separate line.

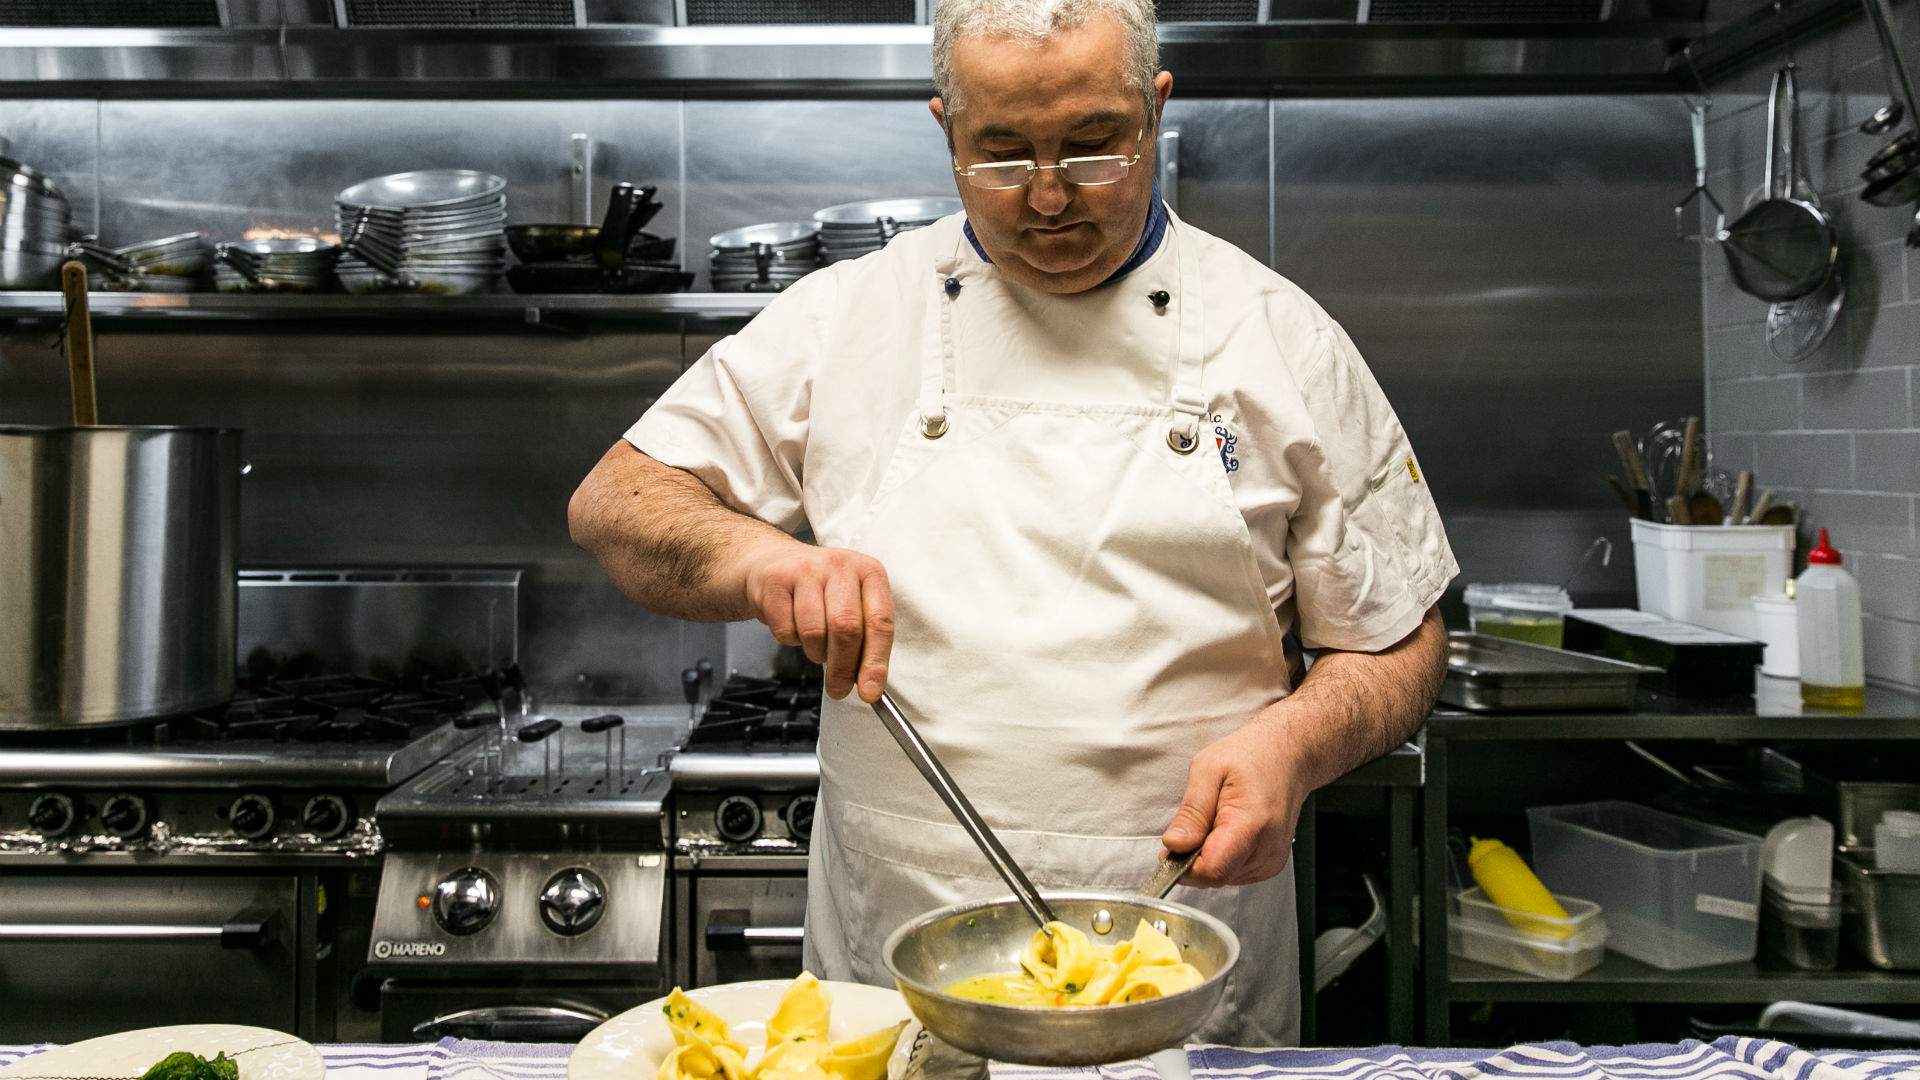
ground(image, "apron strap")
xmin=1165 ymin=212 xmax=1208 ymax=454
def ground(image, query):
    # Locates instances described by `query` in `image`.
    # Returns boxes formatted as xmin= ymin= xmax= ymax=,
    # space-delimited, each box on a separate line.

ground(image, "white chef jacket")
xmin=625 ymin=213 xmax=1455 ymax=653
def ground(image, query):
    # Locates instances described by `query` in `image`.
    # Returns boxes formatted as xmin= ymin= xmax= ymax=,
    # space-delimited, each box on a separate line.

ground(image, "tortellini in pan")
xmin=944 ymin=919 xmax=1205 ymax=1008
xmin=656 ymin=974 xmax=906 ymax=1080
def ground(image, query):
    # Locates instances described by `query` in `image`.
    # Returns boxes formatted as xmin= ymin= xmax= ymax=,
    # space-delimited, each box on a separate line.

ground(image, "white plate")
xmin=568 ymin=980 xmax=911 ymax=1080
xmin=0 ymin=1025 xmax=322 ymax=1080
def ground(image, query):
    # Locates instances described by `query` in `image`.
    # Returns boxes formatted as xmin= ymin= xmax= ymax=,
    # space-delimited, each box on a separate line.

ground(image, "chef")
xmin=570 ymin=0 xmax=1455 ymax=1044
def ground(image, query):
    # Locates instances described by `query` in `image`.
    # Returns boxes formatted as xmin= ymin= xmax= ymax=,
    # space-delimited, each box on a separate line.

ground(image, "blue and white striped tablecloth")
xmin=4 ymin=1035 xmax=1917 ymax=1080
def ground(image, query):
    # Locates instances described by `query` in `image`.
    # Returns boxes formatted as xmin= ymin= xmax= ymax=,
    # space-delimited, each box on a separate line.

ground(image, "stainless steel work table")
xmin=1419 ymin=681 xmax=1920 ymax=1044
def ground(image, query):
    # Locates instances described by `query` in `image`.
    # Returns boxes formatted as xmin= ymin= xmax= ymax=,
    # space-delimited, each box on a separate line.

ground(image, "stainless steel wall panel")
xmin=94 ymin=99 xmax=682 ymax=245
xmin=1270 ymin=96 xmax=1700 ymax=598
xmin=3 ymin=98 xmax=101 ymax=232
xmin=682 ymin=98 xmax=954 ymax=287
xmin=1159 ymin=98 xmax=1270 ymax=263
xmin=0 ymin=321 xmax=714 ymax=701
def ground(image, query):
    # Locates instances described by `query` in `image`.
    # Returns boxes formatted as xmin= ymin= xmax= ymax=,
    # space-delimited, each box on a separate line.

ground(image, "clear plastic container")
xmin=1465 ymin=583 xmax=1574 ymax=648
xmin=1877 ymin=810 xmax=1920 ymax=873
xmin=1527 ymin=801 xmax=1764 ymax=970
xmin=1761 ymin=878 xmax=1840 ymax=970
xmin=1449 ymin=887 xmax=1608 ymax=980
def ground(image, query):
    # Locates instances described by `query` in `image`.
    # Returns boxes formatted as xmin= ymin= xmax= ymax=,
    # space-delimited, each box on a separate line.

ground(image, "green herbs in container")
xmin=1464 ymin=583 xmax=1573 ymax=648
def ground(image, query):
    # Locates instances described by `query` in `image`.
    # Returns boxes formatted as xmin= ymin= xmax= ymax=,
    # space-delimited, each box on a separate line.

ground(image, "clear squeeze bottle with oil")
xmin=1796 ymin=528 xmax=1865 ymax=709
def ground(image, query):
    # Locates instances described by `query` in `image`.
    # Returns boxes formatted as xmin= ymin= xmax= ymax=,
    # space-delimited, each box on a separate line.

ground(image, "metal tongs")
xmin=870 ymin=691 xmax=1199 ymax=936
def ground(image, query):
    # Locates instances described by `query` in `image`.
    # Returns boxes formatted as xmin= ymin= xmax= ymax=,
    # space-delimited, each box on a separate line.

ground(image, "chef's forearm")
xmin=1259 ymin=605 xmax=1447 ymax=792
xmin=568 ymin=441 xmax=799 ymax=622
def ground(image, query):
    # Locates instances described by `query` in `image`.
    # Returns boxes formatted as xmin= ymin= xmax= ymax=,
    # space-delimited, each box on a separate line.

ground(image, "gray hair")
xmin=932 ymin=0 xmax=1160 ymax=125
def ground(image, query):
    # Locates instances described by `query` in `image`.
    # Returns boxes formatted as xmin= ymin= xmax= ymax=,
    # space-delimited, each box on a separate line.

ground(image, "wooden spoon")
xmin=1679 ymin=417 xmax=1724 ymax=525
xmin=1727 ymin=470 xmax=1754 ymax=525
xmin=60 ymin=260 xmax=98 ymax=426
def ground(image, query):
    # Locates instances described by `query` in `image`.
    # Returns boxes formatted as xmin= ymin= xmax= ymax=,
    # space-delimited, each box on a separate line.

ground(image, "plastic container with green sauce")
xmin=1464 ymin=583 xmax=1574 ymax=648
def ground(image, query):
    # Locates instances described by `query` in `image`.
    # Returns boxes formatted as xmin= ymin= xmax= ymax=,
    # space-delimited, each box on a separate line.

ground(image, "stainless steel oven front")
xmin=0 ymin=871 xmax=308 ymax=1042
xmin=674 ymin=854 xmax=808 ymax=988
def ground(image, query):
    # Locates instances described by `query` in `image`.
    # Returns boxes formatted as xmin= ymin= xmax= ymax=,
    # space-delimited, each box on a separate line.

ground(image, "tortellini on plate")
xmin=656 ymin=974 xmax=906 ymax=1080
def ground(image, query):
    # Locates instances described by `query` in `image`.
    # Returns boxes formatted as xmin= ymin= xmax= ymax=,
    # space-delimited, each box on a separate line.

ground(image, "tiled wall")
xmin=1703 ymin=13 xmax=1920 ymax=690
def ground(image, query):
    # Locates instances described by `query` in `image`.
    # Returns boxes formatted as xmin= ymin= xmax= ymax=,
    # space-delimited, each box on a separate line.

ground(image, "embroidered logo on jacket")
xmin=1210 ymin=413 xmax=1240 ymax=475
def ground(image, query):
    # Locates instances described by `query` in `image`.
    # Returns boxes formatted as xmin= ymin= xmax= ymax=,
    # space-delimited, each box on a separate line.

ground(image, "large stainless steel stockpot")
xmin=0 ymin=425 xmax=240 ymax=729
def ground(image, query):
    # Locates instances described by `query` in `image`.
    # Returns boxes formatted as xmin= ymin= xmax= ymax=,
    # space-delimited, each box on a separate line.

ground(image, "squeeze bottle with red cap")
xmin=1797 ymin=528 xmax=1865 ymax=709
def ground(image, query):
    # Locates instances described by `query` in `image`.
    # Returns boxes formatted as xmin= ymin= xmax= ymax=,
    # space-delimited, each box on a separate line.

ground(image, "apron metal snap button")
xmin=943 ymin=276 xmax=961 ymax=296
xmin=1148 ymin=289 xmax=1170 ymax=309
xmin=1167 ymin=427 xmax=1198 ymax=454
xmin=922 ymin=413 xmax=950 ymax=439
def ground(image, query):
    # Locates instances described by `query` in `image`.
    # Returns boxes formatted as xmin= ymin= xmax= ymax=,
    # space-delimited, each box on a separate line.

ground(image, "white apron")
xmin=802 ymin=211 xmax=1301 ymax=1047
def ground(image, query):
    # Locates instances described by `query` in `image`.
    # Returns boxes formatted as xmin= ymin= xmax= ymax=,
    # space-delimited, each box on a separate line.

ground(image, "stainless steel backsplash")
xmin=0 ymin=94 xmax=1700 ymax=698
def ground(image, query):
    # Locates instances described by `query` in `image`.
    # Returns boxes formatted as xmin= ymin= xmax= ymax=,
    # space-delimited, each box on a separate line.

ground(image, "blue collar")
xmin=961 ymin=177 xmax=1168 ymax=285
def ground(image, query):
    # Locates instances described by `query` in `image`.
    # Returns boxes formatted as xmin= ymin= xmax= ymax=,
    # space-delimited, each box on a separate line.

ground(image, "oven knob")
xmin=100 ymin=793 xmax=150 ymax=839
xmin=782 ymin=795 xmax=816 ymax=841
xmin=539 ymin=868 xmax=608 ymax=936
xmin=433 ymin=867 xmax=501 ymax=936
xmin=227 ymin=794 xmax=276 ymax=840
xmin=715 ymin=795 xmax=764 ymax=844
xmin=301 ymin=794 xmax=352 ymax=839
xmin=27 ymin=793 xmax=76 ymax=838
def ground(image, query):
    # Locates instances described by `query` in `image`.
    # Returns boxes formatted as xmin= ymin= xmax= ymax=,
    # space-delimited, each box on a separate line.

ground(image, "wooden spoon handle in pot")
xmin=60 ymin=260 xmax=98 ymax=426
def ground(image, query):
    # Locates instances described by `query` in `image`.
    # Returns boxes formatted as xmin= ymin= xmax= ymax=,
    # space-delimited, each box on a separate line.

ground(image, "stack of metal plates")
xmin=708 ymin=221 xmax=819 ymax=293
xmin=813 ymin=196 xmax=961 ymax=265
xmin=1 ymin=156 xmax=75 ymax=290
xmin=214 ymin=237 xmax=340 ymax=293
xmin=334 ymin=169 xmax=508 ymax=296
xmin=69 ymin=232 xmax=212 ymax=292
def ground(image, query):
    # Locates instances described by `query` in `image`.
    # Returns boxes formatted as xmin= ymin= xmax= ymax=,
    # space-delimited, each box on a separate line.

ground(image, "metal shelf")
xmin=0 ymin=290 xmax=772 ymax=324
xmin=0 ymin=23 xmax=1697 ymax=92
xmin=1450 ymin=953 xmax=1920 ymax=1004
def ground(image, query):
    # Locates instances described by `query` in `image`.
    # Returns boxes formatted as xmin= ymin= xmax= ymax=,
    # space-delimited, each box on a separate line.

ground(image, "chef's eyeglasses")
xmin=953 ymin=129 xmax=1145 ymax=191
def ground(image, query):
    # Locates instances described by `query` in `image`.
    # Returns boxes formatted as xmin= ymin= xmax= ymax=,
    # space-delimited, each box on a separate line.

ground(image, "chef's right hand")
xmin=742 ymin=538 xmax=894 ymax=703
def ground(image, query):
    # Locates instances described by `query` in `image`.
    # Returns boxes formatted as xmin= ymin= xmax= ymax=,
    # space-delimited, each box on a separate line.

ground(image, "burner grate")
xmin=682 ymin=674 xmax=823 ymax=751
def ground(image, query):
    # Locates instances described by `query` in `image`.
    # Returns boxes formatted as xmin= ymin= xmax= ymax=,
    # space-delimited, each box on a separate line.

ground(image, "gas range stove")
xmin=369 ymin=704 xmax=685 ymax=978
xmin=670 ymin=674 xmax=823 ymax=858
xmin=0 ymin=673 xmax=493 ymax=861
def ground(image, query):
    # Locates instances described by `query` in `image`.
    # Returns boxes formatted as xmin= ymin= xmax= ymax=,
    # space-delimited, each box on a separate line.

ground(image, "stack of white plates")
xmin=708 ymin=221 xmax=819 ymax=292
xmin=1 ymin=156 xmax=75 ymax=289
xmin=334 ymin=169 xmax=507 ymax=296
xmin=814 ymin=196 xmax=960 ymax=265
xmin=214 ymin=237 xmax=340 ymax=293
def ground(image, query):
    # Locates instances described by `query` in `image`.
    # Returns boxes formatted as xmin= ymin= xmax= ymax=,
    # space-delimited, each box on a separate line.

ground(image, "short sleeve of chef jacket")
xmin=1282 ymin=303 xmax=1457 ymax=653
xmin=621 ymin=271 xmax=831 ymax=535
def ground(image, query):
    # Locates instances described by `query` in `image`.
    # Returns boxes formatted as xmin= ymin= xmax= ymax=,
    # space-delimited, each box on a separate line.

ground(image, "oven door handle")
xmin=0 ymin=908 xmax=274 ymax=949
xmin=705 ymin=908 xmax=805 ymax=950
xmin=412 ymin=1005 xmax=607 ymax=1042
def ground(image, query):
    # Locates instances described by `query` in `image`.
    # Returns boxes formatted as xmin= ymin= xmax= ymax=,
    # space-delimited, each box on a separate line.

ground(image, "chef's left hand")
xmin=1161 ymin=716 xmax=1307 ymax=887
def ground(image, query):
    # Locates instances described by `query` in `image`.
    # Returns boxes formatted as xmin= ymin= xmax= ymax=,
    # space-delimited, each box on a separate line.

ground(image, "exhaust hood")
xmin=0 ymin=0 xmax=1821 ymax=91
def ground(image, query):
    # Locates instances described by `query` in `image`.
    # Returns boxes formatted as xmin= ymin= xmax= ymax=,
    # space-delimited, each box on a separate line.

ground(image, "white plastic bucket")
xmin=1630 ymin=519 xmax=1794 ymax=639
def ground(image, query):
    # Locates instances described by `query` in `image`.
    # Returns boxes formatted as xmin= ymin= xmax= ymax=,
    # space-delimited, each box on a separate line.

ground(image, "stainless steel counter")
xmin=1428 ymin=680 xmax=1920 ymax=740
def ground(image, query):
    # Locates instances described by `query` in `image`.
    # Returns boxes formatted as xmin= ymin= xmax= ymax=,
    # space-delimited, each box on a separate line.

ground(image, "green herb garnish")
xmin=140 ymin=1052 xmax=240 ymax=1080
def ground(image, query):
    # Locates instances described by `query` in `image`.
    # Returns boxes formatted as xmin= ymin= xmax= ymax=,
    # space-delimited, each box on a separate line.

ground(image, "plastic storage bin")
xmin=1527 ymin=801 xmax=1764 ymax=970
xmin=1630 ymin=519 xmax=1794 ymax=640
xmin=1448 ymin=887 xmax=1608 ymax=980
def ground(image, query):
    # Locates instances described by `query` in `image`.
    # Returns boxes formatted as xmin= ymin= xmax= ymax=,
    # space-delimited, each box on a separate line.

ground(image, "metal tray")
xmin=1440 ymin=632 xmax=1660 ymax=712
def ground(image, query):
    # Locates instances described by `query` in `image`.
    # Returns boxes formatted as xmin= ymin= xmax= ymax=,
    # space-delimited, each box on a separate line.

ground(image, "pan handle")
xmin=1766 ymin=65 xmax=1798 ymax=202
xmin=1863 ymin=0 xmax=1920 ymax=134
